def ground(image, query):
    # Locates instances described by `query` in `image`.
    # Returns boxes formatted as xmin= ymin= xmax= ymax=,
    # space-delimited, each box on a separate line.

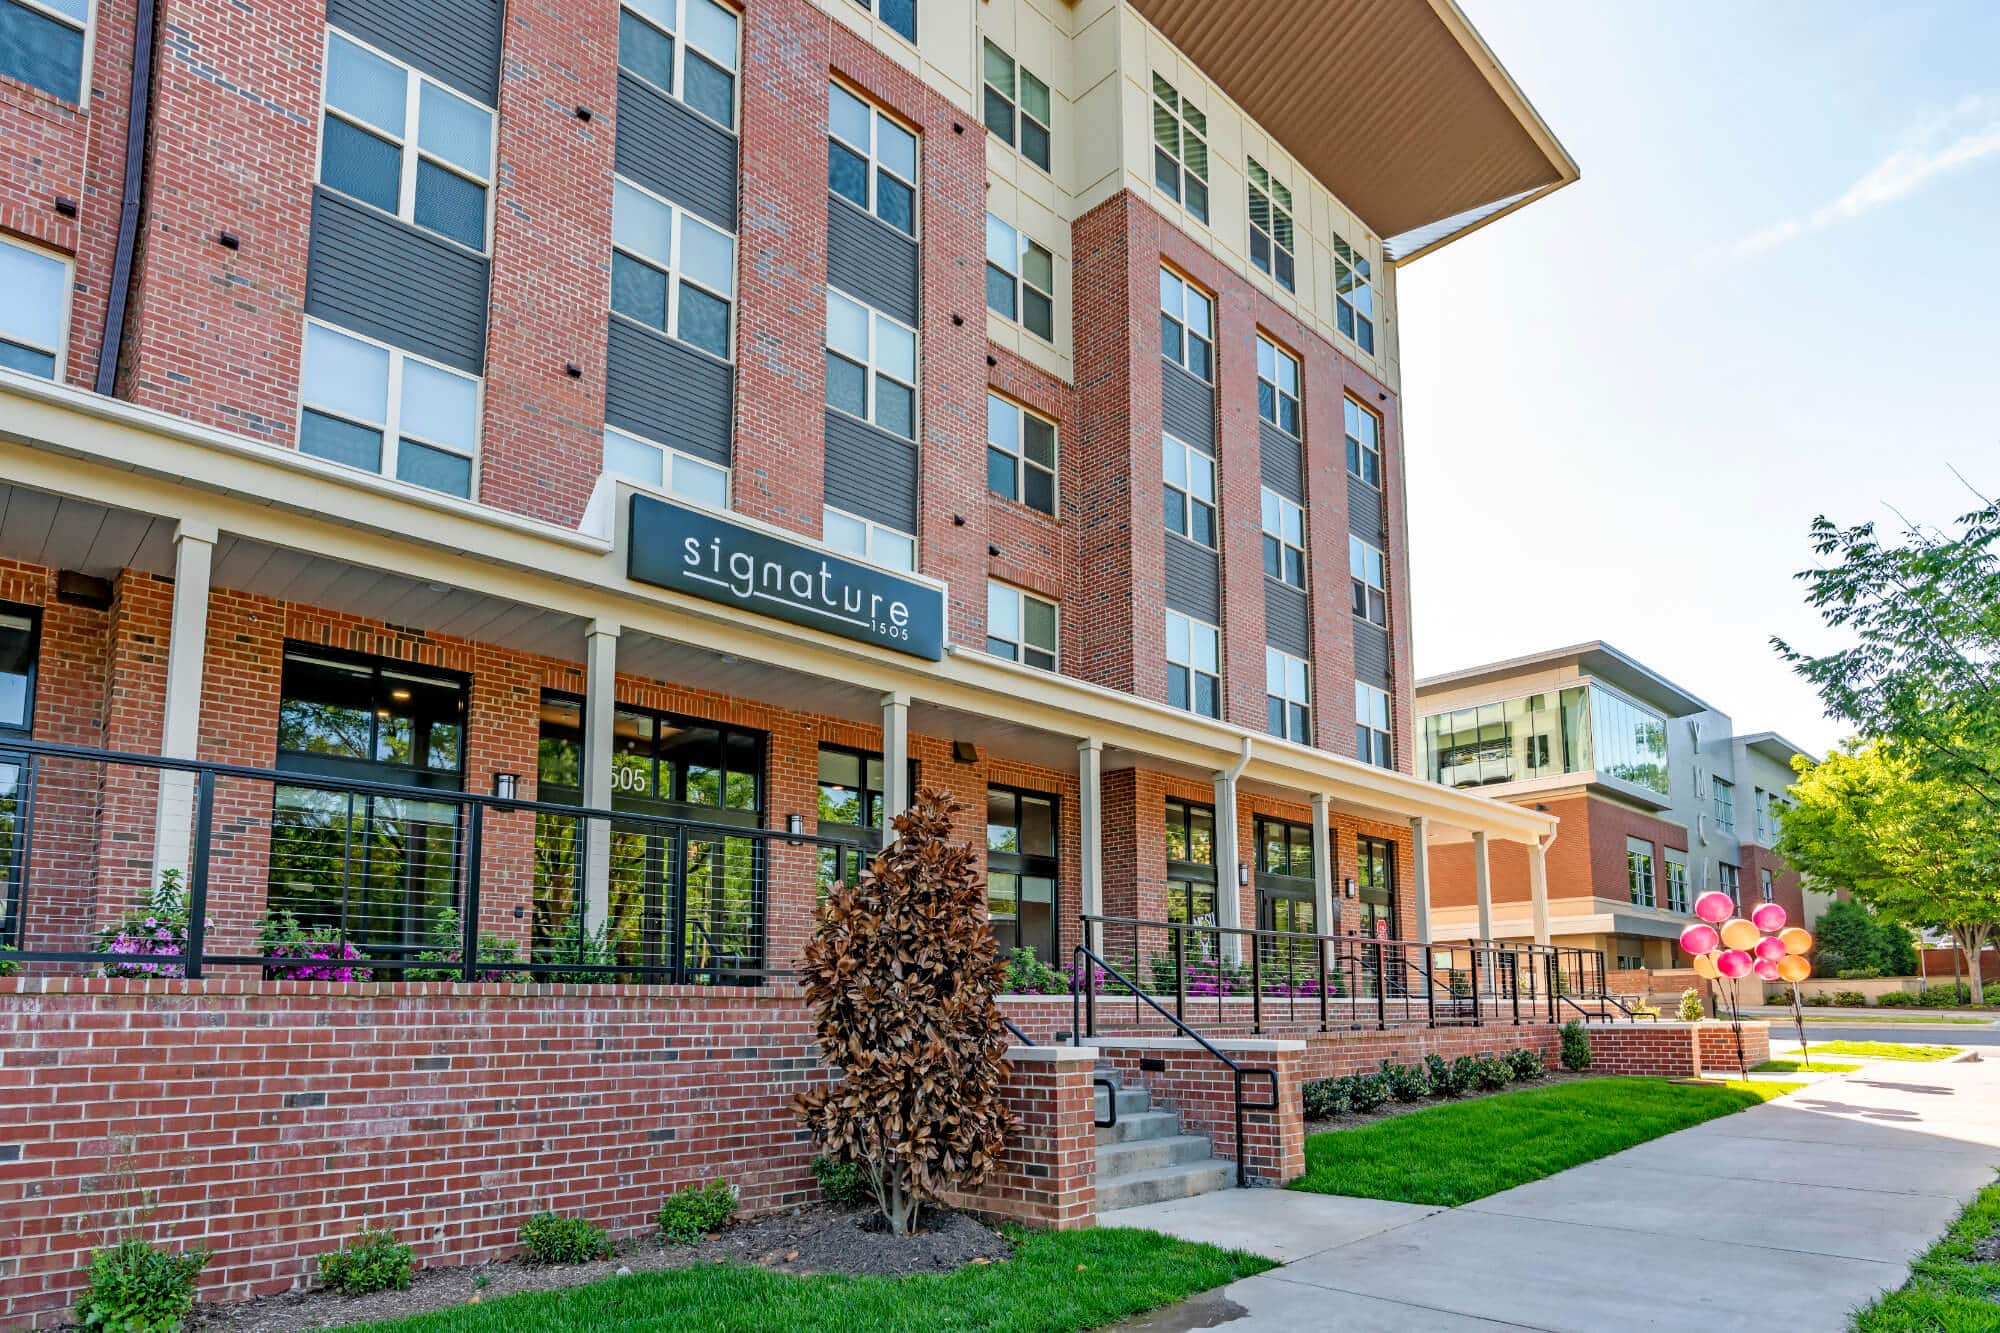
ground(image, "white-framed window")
xmin=318 ymin=30 xmax=495 ymax=253
xmin=1159 ymin=268 xmax=1213 ymax=381
xmin=828 ymin=80 xmax=917 ymax=236
xmin=1349 ymin=536 xmax=1386 ymax=625
xmin=299 ymin=319 xmax=480 ymax=499
xmin=1664 ymin=854 xmax=1689 ymax=914
xmin=987 ymin=581 xmax=1057 ymax=671
xmin=1150 ymin=73 xmax=1208 ymax=224
xmin=985 ymin=214 xmax=1054 ymax=342
xmin=1162 ymin=436 xmax=1216 ymax=548
xmin=1265 ymin=648 xmax=1310 ymax=743
xmin=825 ymin=288 xmax=916 ymax=440
xmin=1713 ymin=777 xmax=1735 ymax=832
xmin=1356 ymin=682 xmax=1392 ymax=769
xmin=1257 ymin=335 xmax=1300 ymax=436
xmin=1166 ymin=610 xmax=1220 ymax=719
xmin=2 ymin=0 xmax=90 ymax=104
xmin=0 ymin=235 xmax=71 ymax=380
xmin=1262 ymin=489 xmax=1305 ymax=589
xmin=1247 ymin=159 xmax=1295 ymax=292
xmin=1761 ymin=867 xmax=1775 ymax=902
xmin=981 ymin=40 xmax=1050 ymax=172
xmin=610 ymin=176 xmax=736 ymax=360
xmin=602 ymin=426 xmax=728 ymax=509
xmin=848 ymin=0 xmax=914 ymax=44
xmin=1333 ymin=234 xmax=1375 ymax=354
xmin=986 ymin=393 xmax=1056 ymax=516
xmin=1626 ymin=837 xmax=1656 ymax=907
xmin=617 ymin=0 xmax=739 ymax=131
xmin=1345 ymin=397 xmax=1380 ymax=487
xmin=1718 ymin=861 xmax=1740 ymax=905
xmin=823 ymin=505 xmax=915 ymax=572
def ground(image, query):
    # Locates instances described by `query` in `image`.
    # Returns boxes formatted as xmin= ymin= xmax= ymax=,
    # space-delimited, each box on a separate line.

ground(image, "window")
xmin=299 ymin=320 xmax=480 ymax=498
xmin=1254 ymin=817 xmax=1316 ymax=945
xmin=1262 ymin=489 xmax=1305 ymax=588
xmin=0 ymin=0 xmax=88 ymax=103
xmin=1333 ymin=234 xmax=1375 ymax=354
xmin=1256 ymin=336 xmax=1299 ymax=436
xmin=611 ymin=177 xmax=736 ymax=359
xmin=1165 ymin=611 xmax=1220 ymax=719
xmin=825 ymin=288 xmax=916 ymax=440
xmin=1665 ymin=855 xmax=1689 ymax=914
xmin=1626 ymin=838 xmax=1655 ymax=908
xmin=1162 ymin=436 xmax=1216 ymax=548
xmin=985 ymin=215 xmax=1053 ymax=341
xmin=0 ymin=237 xmax=69 ymax=379
xmin=617 ymin=0 xmax=739 ymax=130
xmin=602 ymin=427 xmax=728 ymax=509
xmin=1246 ymin=159 xmax=1295 ymax=291
xmin=1590 ymin=686 xmax=1670 ymax=794
xmin=1164 ymin=799 xmax=1217 ymax=925
xmin=0 ymin=603 xmax=38 ymax=734
xmin=1617 ymin=951 xmax=1646 ymax=972
xmin=987 ymin=582 xmax=1057 ymax=671
xmin=1344 ymin=399 xmax=1381 ymax=489
xmin=848 ymin=0 xmax=914 ymax=44
xmin=1718 ymin=861 xmax=1740 ymax=905
xmin=1421 ymin=684 xmax=1666 ymax=794
xmin=1713 ymin=777 xmax=1735 ymax=832
xmin=822 ymin=506 xmax=915 ymax=572
xmin=1761 ymin=868 xmax=1775 ymax=902
xmin=828 ymin=81 xmax=916 ymax=235
xmin=1349 ymin=536 xmax=1386 ymax=625
xmin=1755 ymin=786 xmax=1779 ymax=841
xmin=1356 ymin=835 xmax=1396 ymax=937
xmin=1159 ymin=268 xmax=1214 ymax=380
xmin=319 ymin=30 xmax=494 ymax=252
xmin=816 ymin=743 xmax=914 ymax=891
xmin=1356 ymin=682 xmax=1391 ymax=769
xmin=1150 ymin=73 xmax=1208 ymax=223
xmin=1265 ymin=648 xmax=1310 ymax=743
xmin=981 ymin=41 xmax=1050 ymax=172
xmin=985 ymin=393 xmax=1056 ymax=516
xmin=987 ymin=786 xmax=1058 ymax=962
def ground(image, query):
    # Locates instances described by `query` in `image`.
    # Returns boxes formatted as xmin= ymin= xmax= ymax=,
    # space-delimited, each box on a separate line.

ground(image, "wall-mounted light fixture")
xmin=1237 ymin=862 xmax=1250 ymax=887
xmin=1343 ymin=877 xmax=1356 ymax=899
xmin=787 ymin=813 xmax=805 ymax=845
xmin=492 ymin=773 xmax=519 ymax=800
xmin=952 ymin=740 xmax=978 ymax=763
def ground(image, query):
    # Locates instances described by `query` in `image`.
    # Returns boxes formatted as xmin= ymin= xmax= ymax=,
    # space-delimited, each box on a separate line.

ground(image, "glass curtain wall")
xmin=1421 ymin=683 xmax=1667 ymax=797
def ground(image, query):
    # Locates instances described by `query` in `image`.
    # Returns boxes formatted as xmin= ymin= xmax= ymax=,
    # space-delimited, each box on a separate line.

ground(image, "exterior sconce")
xmin=1237 ymin=862 xmax=1249 ymax=887
xmin=491 ymin=773 xmax=518 ymax=800
xmin=787 ymin=813 xmax=805 ymax=845
xmin=1343 ymin=877 xmax=1357 ymax=899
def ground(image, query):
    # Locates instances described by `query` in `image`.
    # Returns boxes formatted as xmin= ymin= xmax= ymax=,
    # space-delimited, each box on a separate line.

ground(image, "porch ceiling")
xmin=0 ymin=482 xmax=178 ymax=578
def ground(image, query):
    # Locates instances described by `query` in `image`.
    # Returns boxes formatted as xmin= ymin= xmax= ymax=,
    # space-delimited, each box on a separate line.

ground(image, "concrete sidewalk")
xmin=1105 ymin=1060 xmax=2000 ymax=1332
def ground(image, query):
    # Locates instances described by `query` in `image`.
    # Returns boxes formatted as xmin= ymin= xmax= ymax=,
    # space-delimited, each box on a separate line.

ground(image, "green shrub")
xmin=1559 ymin=1020 xmax=1591 ymax=1071
xmin=519 ymin=1212 xmax=610 ymax=1264
xmin=1874 ymin=991 xmax=1918 ymax=1008
xmin=74 ymin=1237 xmax=210 ymax=1332
xmin=1470 ymin=1056 xmax=1512 ymax=1092
xmin=1000 ymin=947 xmax=1069 ymax=995
xmin=0 ymin=957 xmax=19 ymax=978
xmin=811 ymin=1155 xmax=872 ymax=1206
xmin=1301 ymin=1077 xmax=1348 ymax=1121
xmin=406 ymin=908 xmax=529 ymax=982
xmin=1421 ymin=1054 xmax=1451 ymax=1096
xmin=1831 ymin=989 xmax=1868 ymax=1007
xmin=1917 ymin=983 xmax=1970 ymax=1007
xmin=657 ymin=1178 xmax=735 ymax=1244
xmin=1678 ymin=988 xmax=1705 ymax=1022
xmin=1503 ymin=1047 xmax=1547 ymax=1081
xmin=1378 ymin=1060 xmax=1429 ymax=1103
xmin=318 ymin=1225 xmax=413 ymax=1295
xmin=1985 ymin=983 xmax=2000 ymax=1007
xmin=1805 ymin=991 xmax=1833 ymax=1007
xmin=1835 ymin=966 xmax=1883 ymax=980
xmin=1345 ymin=1071 xmax=1390 ymax=1114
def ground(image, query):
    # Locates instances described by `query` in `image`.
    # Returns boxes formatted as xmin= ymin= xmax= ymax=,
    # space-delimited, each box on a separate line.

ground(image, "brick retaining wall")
xmin=1588 ymin=1022 xmax=1770 ymax=1078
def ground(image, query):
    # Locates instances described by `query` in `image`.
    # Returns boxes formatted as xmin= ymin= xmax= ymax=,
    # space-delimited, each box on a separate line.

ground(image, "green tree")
xmin=1813 ymin=899 xmax=1885 ymax=976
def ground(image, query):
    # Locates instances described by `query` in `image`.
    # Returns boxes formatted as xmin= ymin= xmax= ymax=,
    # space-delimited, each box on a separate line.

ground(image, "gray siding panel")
xmin=327 ymin=0 xmax=503 ymax=103
xmin=827 ymin=197 xmax=919 ymax=327
xmin=1259 ymin=423 xmax=1303 ymax=501
xmin=1264 ymin=581 xmax=1310 ymax=658
xmin=1162 ymin=535 xmax=1220 ymax=622
xmin=1347 ymin=475 xmax=1384 ymax=543
xmin=604 ymin=319 xmax=734 ymax=466
xmin=614 ymin=73 xmax=738 ymax=230
xmin=824 ymin=411 xmax=917 ymax=533
xmin=1161 ymin=361 xmax=1215 ymax=453
xmin=1355 ymin=621 xmax=1392 ymax=688
xmin=305 ymin=190 xmax=489 ymax=373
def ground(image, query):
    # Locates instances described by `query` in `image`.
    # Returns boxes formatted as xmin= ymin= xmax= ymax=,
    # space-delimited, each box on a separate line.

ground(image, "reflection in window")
xmin=1590 ymin=686 xmax=1670 ymax=794
xmin=1165 ymin=799 xmax=1216 ymax=926
xmin=0 ymin=605 xmax=39 ymax=733
xmin=987 ymin=786 xmax=1058 ymax=963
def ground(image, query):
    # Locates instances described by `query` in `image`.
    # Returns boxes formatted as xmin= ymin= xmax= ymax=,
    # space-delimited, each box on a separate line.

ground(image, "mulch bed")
xmin=188 ymin=1204 xmax=1013 ymax=1332
xmin=1303 ymin=1071 xmax=1581 ymax=1133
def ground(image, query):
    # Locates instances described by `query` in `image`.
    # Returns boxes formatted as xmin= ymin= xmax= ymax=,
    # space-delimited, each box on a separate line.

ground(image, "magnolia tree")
xmin=795 ymin=789 xmax=1013 ymax=1235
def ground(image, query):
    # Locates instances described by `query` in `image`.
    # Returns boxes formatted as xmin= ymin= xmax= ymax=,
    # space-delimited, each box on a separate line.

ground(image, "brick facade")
xmin=1588 ymin=1021 xmax=1770 ymax=1079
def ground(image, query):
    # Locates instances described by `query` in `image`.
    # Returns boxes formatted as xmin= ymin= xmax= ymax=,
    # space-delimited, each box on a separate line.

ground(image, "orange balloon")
xmin=1779 ymin=927 xmax=1813 ymax=956
xmin=1720 ymin=918 xmax=1761 ymax=951
xmin=1777 ymin=954 xmax=1811 ymax=982
xmin=1692 ymin=952 xmax=1721 ymax=980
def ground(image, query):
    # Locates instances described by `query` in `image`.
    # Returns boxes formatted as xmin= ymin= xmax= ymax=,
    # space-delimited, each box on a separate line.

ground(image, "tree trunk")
xmin=1957 ymin=924 xmax=1989 ymax=1004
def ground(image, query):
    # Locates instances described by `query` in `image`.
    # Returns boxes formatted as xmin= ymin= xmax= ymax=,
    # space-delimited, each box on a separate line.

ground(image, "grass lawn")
xmin=1851 ymin=1175 xmax=2000 ymax=1331
xmin=1802 ymin=1040 xmax=1963 ymax=1062
xmin=1754 ymin=1059 xmax=1862 ymax=1073
xmin=334 ymin=1228 xmax=1275 ymax=1333
xmin=1796 ymin=1014 xmax=1994 ymax=1025
xmin=1291 ymin=1077 xmax=1802 ymax=1207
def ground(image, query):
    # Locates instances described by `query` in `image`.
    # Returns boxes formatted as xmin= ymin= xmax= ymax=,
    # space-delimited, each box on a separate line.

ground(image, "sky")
xmin=1398 ymin=0 xmax=2000 ymax=757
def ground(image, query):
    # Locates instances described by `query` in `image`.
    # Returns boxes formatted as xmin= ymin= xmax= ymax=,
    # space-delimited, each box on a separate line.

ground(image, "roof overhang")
xmin=1737 ymin=732 xmax=1820 ymax=767
xmin=1127 ymin=0 xmax=1578 ymax=260
xmin=1417 ymin=641 xmax=1714 ymax=720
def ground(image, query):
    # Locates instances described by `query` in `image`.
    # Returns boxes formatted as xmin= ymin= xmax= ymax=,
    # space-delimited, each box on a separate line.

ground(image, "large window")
xmin=1162 ymin=436 xmax=1216 ymax=548
xmin=1256 ymin=335 xmax=1300 ymax=436
xmin=1422 ymin=688 xmax=1590 ymax=789
xmin=1590 ymin=686 xmax=1669 ymax=794
xmin=981 ymin=40 xmax=1050 ymax=172
xmin=1626 ymin=838 xmax=1656 ymax=907
xmin=1333 ymin=234 xmax=1375 ymax=355
xmin=1761 ymin=868 xmax=1775 ymax=902
xmin=1159 ymin=268 xmax=1214 ymax=380
xmin=1345 ymin=398 xmax=1381 ymax=487
xmin=828 ymin=81 xmax=916 ymax=235
xmin=826 ymin=288 xmax=916 ymax=439
xmin=1166 ymin=611 xmax=1220 ymax=719
xmin=1713 ymin=777 xmax=1736 ymax=832
xmin=848 ymin=0 xmax=914 ymax=44
xmin=299 ymin=320 xmax=480 ymax=498
xmin=1356 ymin=835 xmax=1396 ymax=938
xmin=319 ymin=30 xmax=494 ymax=252
xmin=1356 ymin=683 xmax=1391 ymax=769
xmin=822 ymin=506 xmax=915 ymax=572
xmin=1 ymin=0 xmax=88 ymax=103
xmin=603 ymin=427 xmax=727 ymax=509
xmin=1349 ymin=536 xmax=1386 ymax=625
xmin=1665 ymin=854 xmax=1689 ymax=914
xmin=987 ymin=581 xmax=1057 ymax=671
xmin=816 ymin=743 xmax=914 ymax=892
xmin=1246 ymin=159 xmax=1295 ymax=291
xmin=1150 ymin=73 xmax=1208 ymax=223
xmin=987 ymin=786 xmax=1058 ymax=963
xmin=618 ymin=0 xmax=739 ymax=130
xmin=985 ymin=214 xmax=1054 ymax=341
xmin=1254 ymin=817 xmax=1316 ymax=941
xmin=0 ymin=602 xmax=32 ymax=950
xmin=1164 ymin=799 xmax=1216 ymax=925
xmin=986 ymin=393 xmax=1056 ymax=516
xmin=1718 ymin=861 xmax=1740 ymax=906
xmin=1265 ymin=648 xmax=1310 ymax=744
xmin=611 ymin=177 xmax=736 ymax=360
xmin=0 ymin=236 xmax=69 ymax=379
xmin=1262 ymin=489 xmax=1305 ymax=588
xmin=0 ymin=603 xmax=38 ymax=734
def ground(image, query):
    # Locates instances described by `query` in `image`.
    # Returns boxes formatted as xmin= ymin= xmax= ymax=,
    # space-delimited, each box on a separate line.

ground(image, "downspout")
xmin=96 ymin=0 xmax=161 ymax=397
xmin=1225 ymin=735 xmax=1253 ymax=786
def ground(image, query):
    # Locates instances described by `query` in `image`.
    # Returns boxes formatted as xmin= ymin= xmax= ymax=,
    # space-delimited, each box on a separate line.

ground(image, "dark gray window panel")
xmin=306 ymin=189 xmax=489 ymax=374
xmin=1264 ymin=581 xmax=1310 ymax=659
xmin=328 ymin=0 xmax=502 ymax=104
xmin=1163 ymin=533 xmax=1220 ymax=623
xmin=604 ymin=319 xmax=734 ymax=466
xmin=1162 ymin=360 xmax=1215 ymax=455
xmin=615 ymin=71 xmax=739 ymax=230
xmin=827 ymin=196 xmax=919 ymax=329
xmin=1347 ymin=474 xmax=1384 ymax=544
xmin=825 ymin=410 xmax=918 ymax=533
xmin=1354 ymin=620 xmax=1392 ymax=688
xmin=1259 ymin=421 xmax=1303 ymax=502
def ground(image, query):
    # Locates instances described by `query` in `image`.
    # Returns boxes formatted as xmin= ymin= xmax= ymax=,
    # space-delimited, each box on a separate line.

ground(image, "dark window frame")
xmin=0 ymin=599 xmax=41 ymax=737
xmin=986 ymin=782 xmax=1060 ymax=963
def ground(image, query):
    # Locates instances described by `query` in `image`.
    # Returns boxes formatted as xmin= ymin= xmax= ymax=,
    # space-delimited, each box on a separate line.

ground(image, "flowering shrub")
xmin=406 ymin=908 xmax=529 ymax=982
xmin=999 ymin=947 xmax=1068 ymax=995
xmin=257 ymin=911 xmax=371 ymax=983
xmin=95 ymin=870 xmax=211 ymax=979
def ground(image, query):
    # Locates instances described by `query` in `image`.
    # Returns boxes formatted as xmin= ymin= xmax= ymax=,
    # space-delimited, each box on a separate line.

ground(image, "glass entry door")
xmin=1254 ymin=817 xmax=1317 ymax=977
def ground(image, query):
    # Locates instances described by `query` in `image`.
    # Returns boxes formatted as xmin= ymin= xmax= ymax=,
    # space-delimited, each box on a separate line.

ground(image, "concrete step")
xmin=1096 ymin=1158 xmax=1235 ymax=1211
xmin=1097 ymin=1133 xmax=1214 ymax=1177
xmin=1093 ymin=1085 xmax=1152 ymax=1119
xmin=1096 ymin=1109 xmax=1181 ymax=1145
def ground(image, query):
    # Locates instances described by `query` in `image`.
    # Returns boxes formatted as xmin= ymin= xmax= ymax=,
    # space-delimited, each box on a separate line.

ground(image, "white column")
xmin=1472 ymin=830 xmax=1493 ymax=941
xmin=152 ymin=522 xmax=216 ymax=883
xmin=1409 ymin=816 xmax=1432 ymax=944
xmin=1211 ymin=767 xmax=1242 ymax=960
xmin=1528 ymin=838 xmax=1552 ymax=946
xmin=880 ymin=692 xmax=910 ymax=838
xmin=581 ymin=620 xmax=620 ymax=935
xmin=1310 ymin=793 xmax=1334 ymax=940
xmin=1077 ymin=739 xmax=1103 ymax=951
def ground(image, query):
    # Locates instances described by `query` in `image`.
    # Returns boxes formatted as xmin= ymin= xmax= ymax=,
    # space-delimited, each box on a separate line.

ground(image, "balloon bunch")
xmin=1679 ymin=892 xmax=1815 ymax=1074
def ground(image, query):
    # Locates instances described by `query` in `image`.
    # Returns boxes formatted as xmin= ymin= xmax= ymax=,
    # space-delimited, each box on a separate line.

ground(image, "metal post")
xmin=1424 ymin=944 xmax=1436 ymax=1027
xmin=9 ymin=754 xmax=38 ymax=952
xmin=1318 ymin=936 xmax=1329 ymax=1032
xmin=1173 ymin=925 xmax=1187 ymax=1023
xmin=1470 ymin=946 xmax=1482 ymax=1026
xmin=460 ymin=803 xmax=485 ymax=983
xmin=1511 ymin=949 xmax=1522 ymax=1025
xmin=1250 ymin=933 xmax=1263 ymax=1034
xmin=1373 ymin=939 xmax=1387 ymax=1030
xmin=183 ymin=769 xmax=215 ymax=979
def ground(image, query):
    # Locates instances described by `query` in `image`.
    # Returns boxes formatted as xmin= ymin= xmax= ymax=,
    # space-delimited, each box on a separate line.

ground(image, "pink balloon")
xmin=1694 ymin=891 xmax=1735 ymax=924
xmin=1753 ymin=958 xmax=1781 ymax=981
xmin=1751 ymin=902 xmax=1788 ymax=932
xmin=1717 ymin=949 xmax=1754 ymax=978
xmin=1680 ymin=923 xmax=1720 ymax=955
xmin=1754 ymin=936 xmax=1788 ymax=962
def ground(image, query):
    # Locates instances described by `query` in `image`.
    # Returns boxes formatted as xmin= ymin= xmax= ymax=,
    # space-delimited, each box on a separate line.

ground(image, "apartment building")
xmin=1416 ymin=643 xmax=1820 ymax=970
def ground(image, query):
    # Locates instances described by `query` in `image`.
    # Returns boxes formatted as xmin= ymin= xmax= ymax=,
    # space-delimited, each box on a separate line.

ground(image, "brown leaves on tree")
xmin=794 ymin=789 xmax=1014 ymax=1236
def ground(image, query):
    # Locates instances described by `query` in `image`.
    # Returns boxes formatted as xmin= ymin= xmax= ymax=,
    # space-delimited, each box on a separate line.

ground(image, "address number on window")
xmin=613 ymin=765 xmax=651 ymax=794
